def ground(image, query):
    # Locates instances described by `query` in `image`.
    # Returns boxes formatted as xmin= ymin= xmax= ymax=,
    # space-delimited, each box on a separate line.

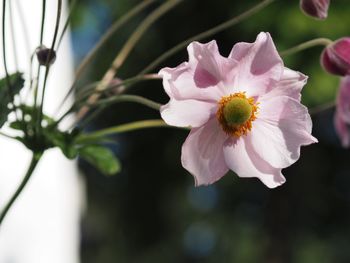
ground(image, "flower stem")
xmin=0 ymin=131 xmax=17 ymax=140
xmin=56 ymin=0 xmax=78 ymax=51
xmin=139 ymin=0 xmax=275 ymax=75
xmin=55 ymin=74 xmax=160 ymax=124
xmin=0 ymin=152 xmax=43 ymax=227
xmin=76 ymin=119 xmax=173 ymax=143
xmin=33 ymin=0 xmax=47 ymax=120
xmin=2 ymin=0 xmax=19 ymax=121
xmin=75 ymin=74 xmax=160 ymax=103
xmin=280 ymin=38 xmax=333 ymax=57
xmin=309 ymin=101 xmax=335 ymax=115
xmin=37 ymin=0 xmax=62 ymax=132
xmin=86 ymin=94 xmax=161 ymax=111
xmin=75 ymin=0 xmax=183 ymax=122
xmin=39 ymin=0 xmax=46 ymax=45
xmin=56 ymin=0 xmax=156 ymax=114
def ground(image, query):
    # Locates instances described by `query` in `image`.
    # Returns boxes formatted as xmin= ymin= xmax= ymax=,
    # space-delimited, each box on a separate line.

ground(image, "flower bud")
xmin=321 ymin=38 xmax=350 ymax=76
xmin=35 ymin=45 xmax=56 ymax=66
xmin=300 ymin=0 xmax=330 ymax=20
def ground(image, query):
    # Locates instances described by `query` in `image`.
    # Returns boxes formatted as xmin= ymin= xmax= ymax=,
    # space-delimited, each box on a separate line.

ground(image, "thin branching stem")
xmin=2 ymin=0 xmax=19 ymax=120
xmin=39 ymin=0 xmax=46 ymax=45
xmin=75 ymin=0 xmax=183 ymax=122
xmin=76 ymin=119 xmax=171 ymax=144
xmin=8 ymin=1 xmax=18 ymax=71
xmin=280 ymin=38 xmax=332 ymax=57
xmin=0 ymin=131 xmax=17 ymax=140
xmin=37 ymin=0 xmax=62 ymax=132
xmin=56 ymin=0 xmax=155 ymax=114
xmin=0 ymin=152 xmax=43 ymax=227
xmin=139 ymin=0 xmax=275 ymax=75
xmin=56 ymin=0 xmax=78 ymax=51
xmin=55 ymin=74 xmax=160 ymax=125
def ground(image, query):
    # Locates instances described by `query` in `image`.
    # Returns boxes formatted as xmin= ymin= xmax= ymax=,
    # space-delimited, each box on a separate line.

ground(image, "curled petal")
xmin=264 ymin=67 xmax=308 ymax=101
xmin=181 ymin=118 xmax=228 ymax=186
xmin=159 ymin=62 xmax=224 ymax=102
xmin=187 ymin=40 xmax=237 ymax=84
xmin=223 ymin=137 xmax=286 ymax=188
xmin=161 ymin=99 xmax=216 ymax=128
xmin=228 ymin=32 xmax=283 ymax=97
xmin=251 ymin=96 xmax=317 ymax=168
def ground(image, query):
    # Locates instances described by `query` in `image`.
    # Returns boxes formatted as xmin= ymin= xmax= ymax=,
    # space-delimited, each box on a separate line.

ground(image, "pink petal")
xmin=223 ymin=137 xmax=286 ymax=188
xmin=188 ymin=40 xmax=237 ymax=84
xmin=250 ymin=96 xmax=317 ymax=168
xmin=264 ymin=67 xmax=308 ymax=101
xmin=337 ymin=76 xmax=350 ymax=123
xmin=181 ymin=118 xmax=228 ymax=186
xmin=159 ymin=62 xmax=224 ymax=102
xmin=228 ymin=32 xmax=283 ymax=97
xmin=161 ymin=99 xmax=216 ymax=128
xmin=334 ymin=110 xmax=350 ymax=148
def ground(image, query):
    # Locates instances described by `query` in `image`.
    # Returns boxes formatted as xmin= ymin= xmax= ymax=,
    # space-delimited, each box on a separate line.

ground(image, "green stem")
xmin=37 ymin=0 xmax=62 ymax=132
xmin=280 ymin=38 xmax=332 ymax=57
xmin=33 ymin=0 xmax=47 ymax=124
xmin=0 ymin=152 xmax=43 ymax=226
xmin=56 ymin=0 xmax=78 ymax=51
xmin=9 ymin=0 xmax=18 ymax=71
xmin=76 ymin=119 xmax=172 ymax=143
xmin=0 ymin=131 xmax=17 ymax=140
xmin=139 ymin=0 xmax=275 ymax=75
xmin=76 ymin=74 xmax=160 ymax=103
xmin=76 ymin=0 xmax=183 ymax=121
xmin=55 ymin=74 xmax=160 ymax=125
xmin=75 ymin=0 xmax=155 ymax=81
xmin=40 ymin=0 xmax=46 ymax=45
xmin=2 ymin=0 xmax=19 ymax=121
xmin=56 ymin=0 xmax=156 ymax=113
xmin=94 ymin=94 xmax=161 ymax=110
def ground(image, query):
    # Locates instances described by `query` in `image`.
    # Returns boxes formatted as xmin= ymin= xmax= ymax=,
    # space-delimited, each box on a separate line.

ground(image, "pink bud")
xmin=321 ymin=38 xmax=350 ymax=76
xmin=334 ymin=76 xmax=350 ymax=148
xmin=300 ymin=0 xmax=330 ymax=20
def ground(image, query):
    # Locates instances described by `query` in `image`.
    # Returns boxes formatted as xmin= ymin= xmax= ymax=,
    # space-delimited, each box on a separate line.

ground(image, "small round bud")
xmin=300 ymin=0 xmax=330 ymax=20
xmin=321 ymin=38 xmax=350 ymax=76
xmin=223 ymin=97 xmax=252 ymax=126
xmin=36 ymin=45 xmax=56 ymax=66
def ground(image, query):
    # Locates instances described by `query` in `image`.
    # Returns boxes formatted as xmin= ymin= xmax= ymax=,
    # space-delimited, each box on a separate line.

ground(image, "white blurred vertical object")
xmin=0 ymin=1 xmax=82 ymax=262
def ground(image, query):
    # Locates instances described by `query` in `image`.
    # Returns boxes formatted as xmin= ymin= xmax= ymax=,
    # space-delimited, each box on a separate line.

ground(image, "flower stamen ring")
xmin=216 ymin=92 xmax=258 ymax=137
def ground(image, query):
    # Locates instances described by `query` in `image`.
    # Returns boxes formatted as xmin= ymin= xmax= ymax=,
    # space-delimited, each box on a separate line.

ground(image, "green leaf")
xmin=43 ymin=129 xmax=78 ymax=159
xmin=0 ymin=73 xmax=25 ymax=127
xmin=79 ymin=145 xmax=121 ymax=176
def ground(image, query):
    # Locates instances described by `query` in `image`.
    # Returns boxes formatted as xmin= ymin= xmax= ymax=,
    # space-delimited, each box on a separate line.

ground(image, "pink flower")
xmin=159 ymin=32 xmax=317 ymax=188
xmin=321 ymin=38 xmax=350 ymax=76
xmin=334 ymin=76 xmax=350 ymax=148
xmin=300 ymin=0 xmax=330 ymax=20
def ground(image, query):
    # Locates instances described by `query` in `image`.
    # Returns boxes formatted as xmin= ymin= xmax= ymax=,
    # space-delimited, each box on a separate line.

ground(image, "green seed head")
xmin=223 ymin=97 xmax=252 ymax=126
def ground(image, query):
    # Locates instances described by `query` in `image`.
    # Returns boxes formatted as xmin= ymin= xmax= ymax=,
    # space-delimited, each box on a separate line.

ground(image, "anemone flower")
xmin=160 ymin=32 xmax=317 ymax=188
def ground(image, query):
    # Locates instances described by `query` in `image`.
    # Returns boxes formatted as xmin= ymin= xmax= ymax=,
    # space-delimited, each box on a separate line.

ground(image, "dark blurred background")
xmin=70 ymin=0 xmax=350 ymax=262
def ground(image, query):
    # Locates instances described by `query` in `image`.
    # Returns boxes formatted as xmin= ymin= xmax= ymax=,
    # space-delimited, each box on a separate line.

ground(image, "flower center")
xmin=216 ymin=92 xmax=258 ymax=137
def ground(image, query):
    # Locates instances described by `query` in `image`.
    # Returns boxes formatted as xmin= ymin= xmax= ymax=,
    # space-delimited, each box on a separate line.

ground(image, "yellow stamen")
xmin=216 ymin=92 xmax=258 ymax=137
